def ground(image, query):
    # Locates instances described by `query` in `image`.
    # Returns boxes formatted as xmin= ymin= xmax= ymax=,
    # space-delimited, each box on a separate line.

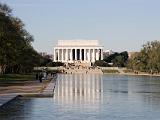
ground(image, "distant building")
xmin=103 ymin=49 xmax=114 ymax=58
xmin=39 ymin=52 xmax=47 ymax=57
xmin=39 ymin=52 xmax=53 ymax=60
xmin=128 ymin=52 xmax=139 ymax=59
xmin=53 ymin=40 xmax=103 ymax=63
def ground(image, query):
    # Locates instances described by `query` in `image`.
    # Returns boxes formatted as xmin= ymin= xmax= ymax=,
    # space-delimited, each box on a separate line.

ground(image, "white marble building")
xmin=53 ymin=40 xmax=103 ymax=63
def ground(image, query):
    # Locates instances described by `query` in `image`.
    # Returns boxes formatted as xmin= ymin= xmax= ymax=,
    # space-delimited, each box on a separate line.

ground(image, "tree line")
xmin=95 ymin=40 xmax=160 ymax=74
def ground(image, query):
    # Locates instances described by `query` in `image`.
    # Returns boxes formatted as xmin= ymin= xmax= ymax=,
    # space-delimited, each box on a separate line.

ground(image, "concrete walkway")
xmin=0 ymin=75 xmax=57 ymax=107
xmin=41 ymin=75 xmax=57 ymax=97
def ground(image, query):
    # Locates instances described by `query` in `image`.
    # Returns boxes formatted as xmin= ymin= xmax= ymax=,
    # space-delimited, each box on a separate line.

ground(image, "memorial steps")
xmin=61 ymin=62 xmax=103 ymax=74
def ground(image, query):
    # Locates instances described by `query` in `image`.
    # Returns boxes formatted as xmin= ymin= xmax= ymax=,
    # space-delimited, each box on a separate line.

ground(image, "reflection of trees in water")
xmin=54 ymin=74 xmax=103 ymax=106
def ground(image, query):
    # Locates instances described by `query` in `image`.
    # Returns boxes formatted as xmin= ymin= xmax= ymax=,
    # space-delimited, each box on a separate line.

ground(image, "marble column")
xmin=96 ymin=49 xmax=99 ymax=60
xmin=93 ymin=49 xmax=95 ymax=62
xmin=84 ymin=49 xmax=86 ymax=61
xmin=70 ymin=49 xmax=72 ymax=62
xmin=54 ymin=48 xmax=56 ymax=61
xmin=88 ymin=49 xmax=91 ymax=62
xmin=87 ymin=49 xmax=89 ymax=61
xmin=101 ymin=49 xmax=103 ymax=60
xmin=75 ymin=49 xmax=77 ymax=60
xmin=80 ymin=49 xmax=82 ymax=61
xmin=58 ymin=49 xmax=60 ymax=61
xmin=65 ymin=49 xmax=68 ymax=62
xmin=62 ymin=49 xmax=64 ymax=62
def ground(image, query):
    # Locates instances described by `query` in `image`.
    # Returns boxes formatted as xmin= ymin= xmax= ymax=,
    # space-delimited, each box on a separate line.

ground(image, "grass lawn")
xmin=0 ymin=74 xmax=37 ymax=92
xmin=102 ymin=69 xmax=120 ymax=73
xmin=0 ymin=74 xmax=36 ymax=81
xmin=123 ymin=69 xmax=134 ymax=73
xmin=0 ymin=73 xmax=51 ymax=94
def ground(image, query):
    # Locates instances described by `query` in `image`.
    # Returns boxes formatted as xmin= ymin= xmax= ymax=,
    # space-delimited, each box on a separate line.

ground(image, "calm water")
xmin=1 ymin=74 xmax=160 ymax=120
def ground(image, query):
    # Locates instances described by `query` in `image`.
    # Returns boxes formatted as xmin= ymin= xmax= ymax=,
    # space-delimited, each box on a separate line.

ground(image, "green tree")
xmin=112 ymin=56 xmax=125 ymax=67
xmin=128 ymin=40 xmax=160 ymax=73
xmin=0 ymin=3 xmax=44 ymax=74
xmin=104 ymin=51 xmax=128 ymax=67
xmin=94 ymin=60 xmax=109 ymax=67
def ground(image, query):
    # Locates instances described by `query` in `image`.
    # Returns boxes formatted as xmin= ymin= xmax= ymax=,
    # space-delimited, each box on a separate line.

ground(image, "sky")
xmin=1 ymin=0 xmax=160 ymax=54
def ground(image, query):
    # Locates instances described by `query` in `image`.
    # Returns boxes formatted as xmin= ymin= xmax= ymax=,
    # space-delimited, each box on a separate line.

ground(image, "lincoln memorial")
xmin=53 ymin=40 xmax=103 ymax=63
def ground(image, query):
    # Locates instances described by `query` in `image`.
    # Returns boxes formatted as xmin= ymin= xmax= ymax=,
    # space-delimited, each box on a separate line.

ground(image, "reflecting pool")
xmin=1 ymin=74 xmax=160 ymax=120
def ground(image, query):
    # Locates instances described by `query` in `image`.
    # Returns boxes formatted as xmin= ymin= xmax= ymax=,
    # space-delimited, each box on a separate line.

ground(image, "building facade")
xmin=53 ymin=40 xmax=103 ymax=63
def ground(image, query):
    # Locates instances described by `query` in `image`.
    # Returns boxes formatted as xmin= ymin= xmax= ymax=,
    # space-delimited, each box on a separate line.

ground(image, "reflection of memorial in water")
xmin=54 ymin=74 xmax=103 ymax=106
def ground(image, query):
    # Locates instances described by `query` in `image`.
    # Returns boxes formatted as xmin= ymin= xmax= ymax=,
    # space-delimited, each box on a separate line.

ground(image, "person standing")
xmin=39 ymin=73 xmax=43 ymax=83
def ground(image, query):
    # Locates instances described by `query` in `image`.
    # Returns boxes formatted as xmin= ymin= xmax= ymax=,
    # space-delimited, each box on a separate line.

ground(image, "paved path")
xmin=0 ymin=75 xmax=57 ymax=107
xmin=42 ymin=76 xmax=57 ymax=96
xmin=0 ymin=94 xmax=18 ymax=108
